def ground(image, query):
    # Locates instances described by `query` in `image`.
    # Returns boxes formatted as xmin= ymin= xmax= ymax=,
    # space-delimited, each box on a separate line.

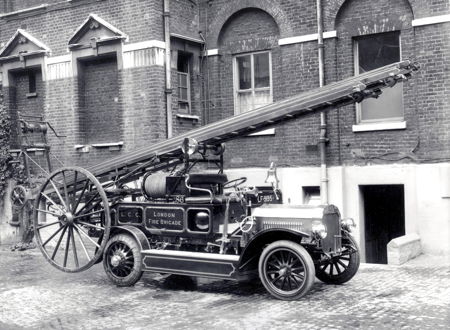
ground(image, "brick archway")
xmin=329 ymin=0 xmax=416 ymax=29
xmin=208 ymin=0 xmax=293 ymax=49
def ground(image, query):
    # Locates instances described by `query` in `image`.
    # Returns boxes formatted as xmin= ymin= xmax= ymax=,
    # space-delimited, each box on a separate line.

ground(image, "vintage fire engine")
xmin=32 ymin=61 xmax=418 ymax=300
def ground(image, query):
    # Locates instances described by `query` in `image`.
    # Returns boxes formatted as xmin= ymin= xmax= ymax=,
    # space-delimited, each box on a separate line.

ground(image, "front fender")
xmin=238 ymin=228 xmax=310 ymax=271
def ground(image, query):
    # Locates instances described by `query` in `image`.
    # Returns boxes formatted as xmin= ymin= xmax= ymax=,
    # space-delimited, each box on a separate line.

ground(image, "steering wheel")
xmin=223 ymin=177 xmax=247 ymax=189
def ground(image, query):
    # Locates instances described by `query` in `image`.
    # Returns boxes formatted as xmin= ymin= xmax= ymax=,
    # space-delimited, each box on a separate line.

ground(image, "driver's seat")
xmin=187 ymin=174 xmax=228 ymax=186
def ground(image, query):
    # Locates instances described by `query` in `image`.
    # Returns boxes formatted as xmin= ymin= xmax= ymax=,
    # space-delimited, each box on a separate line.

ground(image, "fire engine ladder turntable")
xmin=32 ymin=60 xmax=419 ymax=273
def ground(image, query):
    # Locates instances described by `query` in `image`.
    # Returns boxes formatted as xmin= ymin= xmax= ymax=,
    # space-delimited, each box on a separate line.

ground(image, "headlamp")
xmin=181 ymin=138 xmax=199 ymax=155
xmin=341 ymin=218 xmax=356 ymax=231
xmin=312 ymin=221 xmax=327 ymax=239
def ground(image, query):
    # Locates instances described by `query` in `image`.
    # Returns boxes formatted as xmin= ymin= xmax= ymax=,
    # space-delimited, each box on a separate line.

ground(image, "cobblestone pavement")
xmin=0 ymin=246 xmax=449 ymax=330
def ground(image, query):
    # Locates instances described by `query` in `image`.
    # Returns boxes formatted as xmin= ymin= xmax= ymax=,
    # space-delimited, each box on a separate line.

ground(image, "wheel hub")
xmin=60 ymin=212 xmax=74 ymax=225
xmin=110 ymin=254 xmax=122 ymax=267
xmin=279 ymin=267 xmax=291 ymax=277
xmin=110 ymin=251 xmax=127 ymax=268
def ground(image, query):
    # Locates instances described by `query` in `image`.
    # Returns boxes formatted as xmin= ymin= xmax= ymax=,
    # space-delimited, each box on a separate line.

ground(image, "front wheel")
xmin=259 ymin=240 xmax=315 ymax=300
xmin=315 ymin=234 xmax=360 ymax=284
xmin=103 ymin=233 xmax=143 ymax=286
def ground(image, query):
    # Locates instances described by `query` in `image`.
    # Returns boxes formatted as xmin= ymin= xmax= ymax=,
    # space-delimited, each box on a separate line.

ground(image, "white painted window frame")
xmin=177 ymin=66 xmax=191 ymax=114
xmin=233 ymin=50 xmax=273 ymax=115
xmin=353 ymin=33 xmax=405 ymax=127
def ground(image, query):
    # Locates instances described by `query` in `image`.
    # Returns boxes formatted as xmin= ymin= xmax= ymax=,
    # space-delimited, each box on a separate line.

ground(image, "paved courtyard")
xmin=0 ymin=246 xmax=449 ymax=330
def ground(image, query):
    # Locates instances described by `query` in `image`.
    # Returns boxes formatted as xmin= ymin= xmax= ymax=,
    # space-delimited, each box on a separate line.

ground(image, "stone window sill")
xmin=176 ymin=113 xmax=199 ymax=121
xmin=75 ymin=142 xmax=123 ymax=152
xmin=352 ymin=121 xmax=406 ymax=132
xmin=26 ymin=92 xmax=37 ymax=98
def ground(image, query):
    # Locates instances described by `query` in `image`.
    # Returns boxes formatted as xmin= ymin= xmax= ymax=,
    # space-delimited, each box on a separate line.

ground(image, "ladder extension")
xmin=85 ymin=60 xmax=418 ymax=181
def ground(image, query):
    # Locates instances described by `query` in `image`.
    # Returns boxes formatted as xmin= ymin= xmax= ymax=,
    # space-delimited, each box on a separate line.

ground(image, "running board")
xmin=141 ymin=249 xmax=240 ymax=280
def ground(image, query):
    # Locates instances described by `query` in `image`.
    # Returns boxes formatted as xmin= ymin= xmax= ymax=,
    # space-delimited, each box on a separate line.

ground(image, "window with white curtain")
xmin=233 ymin=51 xmax=272 ymax=114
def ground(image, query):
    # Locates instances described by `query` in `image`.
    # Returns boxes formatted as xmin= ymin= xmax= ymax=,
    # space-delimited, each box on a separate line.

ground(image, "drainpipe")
xmin=164 ymin=0 xmax=173 ymax=138
xmin=316 ymin=0 xmax=328 ymax=204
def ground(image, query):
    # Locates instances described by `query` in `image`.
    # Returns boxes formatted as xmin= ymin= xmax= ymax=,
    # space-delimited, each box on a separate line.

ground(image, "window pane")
xmin=253 ymin=90 xmax=271 ymax=109
xmin=178 ymin=73 xmax=188 ymax=88
xmin=179 ymin=87 xmax=188 ymax=101
xmin=357 ymin=32 xmax=402 ymax=122
xmin=360 ymin=83 xmax=403 ymax=121
xmin=358 ymin=32 xmax=400 ymax=73
xmin=179 ymin=102 xmax=189 ymax=113
xmin=254 ymin=53 xmax=270 ymax=88
xmin=237 ymin=55 xmax=251 ymax=90
xmin=237 ymin=91 xmax=253 ymax=113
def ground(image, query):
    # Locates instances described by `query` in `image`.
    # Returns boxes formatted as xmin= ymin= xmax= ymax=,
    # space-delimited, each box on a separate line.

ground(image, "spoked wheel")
xmin=33 ymin=166 xmax=111 ymax=273
xmin=259 ymin=240 xmax=315 ymax=300
xmin=103 ymin=234 xmax=143 ymax=286
xmin=315 ymin=234 xmax=360 ymax=284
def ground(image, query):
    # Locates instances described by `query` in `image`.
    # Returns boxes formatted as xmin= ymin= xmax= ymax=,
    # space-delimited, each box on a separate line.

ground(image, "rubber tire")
xmin=259 ymin=240 xmax=315 ymax=300
xmin=103 ymin=234 xmax=143 ymax=287
xmin=315 ymin=234 xmax=360 ymax=285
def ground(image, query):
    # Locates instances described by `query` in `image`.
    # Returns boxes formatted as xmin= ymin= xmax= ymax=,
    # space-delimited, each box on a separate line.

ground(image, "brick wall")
xmin=0 ymin=0 xmax=61 ymax=13
xmin=170 ymin=0 xmax=199 ymax=41
xmin=204 ymin=0 xmax=450 ymax=168
xmin=0 ymin=0 xmax=448 ymax=173
xmin=0 ymin=0 xmax=164 ymax=57
xmin=80 ymin=56 xmax=121 ymax=144
xmin=205 ymin=5 xmax=325 ymax=167
xmin=413 ymin=23 xmax=450 ymax=160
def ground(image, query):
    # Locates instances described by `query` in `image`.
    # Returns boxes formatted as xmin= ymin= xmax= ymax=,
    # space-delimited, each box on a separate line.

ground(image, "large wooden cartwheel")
xmin=33 ymin=166 xmax=111 ymax=272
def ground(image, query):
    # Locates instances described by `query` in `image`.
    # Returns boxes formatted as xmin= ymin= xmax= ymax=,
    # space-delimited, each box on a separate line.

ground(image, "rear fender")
xmin=238 ymin=229 xmax=310 ymax=272
xmin=110 ymin=225 xmax=150 ymax=251
xmin=96 ymin=225 xmax=149 ymax=264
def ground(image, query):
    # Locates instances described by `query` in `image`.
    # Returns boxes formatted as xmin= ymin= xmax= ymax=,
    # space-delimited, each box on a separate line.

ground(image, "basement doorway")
xmin=361 ymin=185 xmax=405 ymax=264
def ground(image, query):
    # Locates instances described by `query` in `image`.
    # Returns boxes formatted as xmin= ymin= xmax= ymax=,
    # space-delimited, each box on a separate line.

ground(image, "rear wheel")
xmin=33 ymin=167 xmax=111 ymax=273
xmin=259 ymin=240 xmax=315 ymax=300
xmin=103 ymin=233 xmax=143 ymax=286
xmin=315 ymin=234 xmax=360 ymax=284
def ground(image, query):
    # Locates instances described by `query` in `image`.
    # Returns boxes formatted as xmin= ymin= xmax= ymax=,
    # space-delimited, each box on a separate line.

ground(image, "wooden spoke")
xmin=49 ymin=179 xmax=68 ymax=211
xmin=73 ymin=180 xmax=89 ymax=214
xmin=271 ymin=274 xmax=282 ymax=284
xmin=41 ymin=192 xmax=64 ymax=212
xmin=63 ymin=227 xmax=71 ymax=267
xmin=36 ymin=209 xmax=61 ymax=217
xmin=42 ymin=224 xmax=65 ymax=247
xmin=71 ymin=171 xmax=78 ymax=212
xmin=51 ymin=225 xmax=67 ymax=260
xmin=70 ymin=226 xmax=79 ymax=268
xmin=292 ymin=273 xmax=305 ymax=280
xmin=73 ymin=226 xmax=91 ymax=261
xmin=73 ymin=223 xmax=101 ymax=248
xmin=291 ymin=275 xmax=300 ymax=287
xmin=62 ymin=171 xmax=71 ymax=211
xmin=36 ymin=221 xmax=61 ymax=230
xmin=337 ymin=259 xmax=348 ymax=268
xmin=77 ymin=198 xmax=103 ymax=218
xmin=77 ymin=220 xmax=105 ymax=230
xmin=74 ymin=209 xmax=105 ymax=219
xmin=76 ymin=191 xmax=100 ymax=216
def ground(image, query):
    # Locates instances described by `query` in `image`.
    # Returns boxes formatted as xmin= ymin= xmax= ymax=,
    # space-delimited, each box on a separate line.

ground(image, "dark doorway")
xmin=361 ymin=185 xmax=405 ymax=264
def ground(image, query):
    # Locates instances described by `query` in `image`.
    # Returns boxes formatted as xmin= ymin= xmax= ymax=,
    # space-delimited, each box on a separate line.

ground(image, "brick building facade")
xmin=0 ymin=0 xmax=448 ymax=260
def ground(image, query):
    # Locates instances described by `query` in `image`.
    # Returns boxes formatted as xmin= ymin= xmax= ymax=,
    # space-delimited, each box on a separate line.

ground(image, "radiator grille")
xmin=262 ymin=219 xmax=305 ymax=232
